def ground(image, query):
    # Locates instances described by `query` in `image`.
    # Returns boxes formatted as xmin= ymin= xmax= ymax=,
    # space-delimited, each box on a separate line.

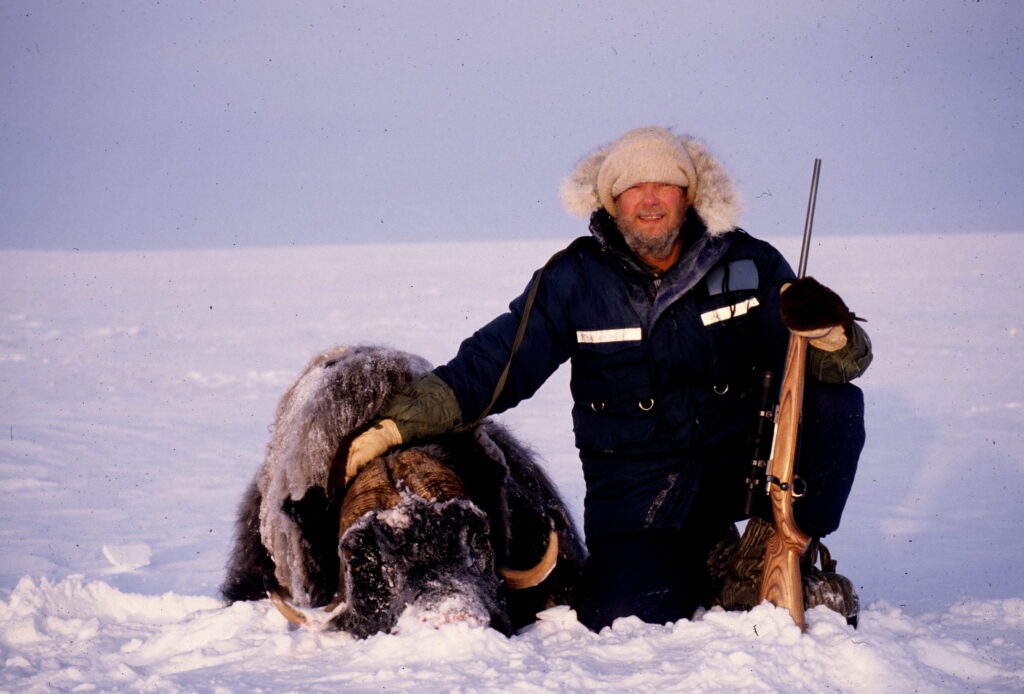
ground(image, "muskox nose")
xmin=393 ymin=591 xmax=491 ymax=634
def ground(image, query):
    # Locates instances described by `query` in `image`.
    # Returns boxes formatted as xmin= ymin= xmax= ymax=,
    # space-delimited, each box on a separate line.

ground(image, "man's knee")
xmin=796 ymin=382 xmax=866 ymax=537
xmin=805 ymin=381 xmax=864 ymax=428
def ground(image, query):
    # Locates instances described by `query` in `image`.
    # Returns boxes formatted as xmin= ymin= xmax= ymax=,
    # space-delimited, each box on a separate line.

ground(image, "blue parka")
xmin=432 ymin=211 xmax=870 ymax=540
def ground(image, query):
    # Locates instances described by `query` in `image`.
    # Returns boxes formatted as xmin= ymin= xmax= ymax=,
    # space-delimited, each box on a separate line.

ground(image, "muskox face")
xmin=328 ymin=448 xmax=505 ymax=636
xmin=337 ymin=488 xmax=504 ymax=637
xmin=220 ymin=345 xmax=585 ymax=639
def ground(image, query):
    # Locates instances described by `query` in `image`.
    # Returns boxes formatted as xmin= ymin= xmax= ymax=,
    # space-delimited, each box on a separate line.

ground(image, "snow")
xmin=101 ymin=543 xmax=153 ymax=573
xmin=1 ymin=232 xmax=1022 ymax=692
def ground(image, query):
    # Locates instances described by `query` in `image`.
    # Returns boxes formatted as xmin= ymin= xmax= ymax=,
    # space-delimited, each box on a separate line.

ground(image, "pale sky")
xmin=1 ymin=1 xmax=1021 ymax=250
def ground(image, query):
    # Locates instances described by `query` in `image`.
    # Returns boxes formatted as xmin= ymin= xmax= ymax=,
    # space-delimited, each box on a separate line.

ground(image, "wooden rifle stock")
xmin=757 ymin=333 xmax=811 ymax=629
xmin=756 ymin=159 xmax=822 ymax=631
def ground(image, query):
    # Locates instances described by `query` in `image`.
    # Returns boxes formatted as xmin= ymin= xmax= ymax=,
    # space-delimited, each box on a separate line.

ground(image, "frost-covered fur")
xmin=222 ymin=344 xmax=586 ymax=637
xmin=256 ymin=345 xmax=431 ymax=605
xmin=560 ymin=131 xmax=743 ymax=236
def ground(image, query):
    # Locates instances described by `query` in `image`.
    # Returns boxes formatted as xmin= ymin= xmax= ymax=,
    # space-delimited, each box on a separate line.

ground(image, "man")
xmin=345 ymin=127 xmax=871 ymax=630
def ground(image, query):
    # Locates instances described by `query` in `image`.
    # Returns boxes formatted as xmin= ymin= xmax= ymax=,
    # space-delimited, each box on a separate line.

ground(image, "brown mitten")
xmin=779 ymin=277 xmax=859 ymax=352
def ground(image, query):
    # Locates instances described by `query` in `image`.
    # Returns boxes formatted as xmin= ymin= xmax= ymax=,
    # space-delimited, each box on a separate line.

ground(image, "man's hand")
xmin=345 ymin=419 xmax=402 ymax=484
xmin=779 ymin=277 xmax=858 ymax=352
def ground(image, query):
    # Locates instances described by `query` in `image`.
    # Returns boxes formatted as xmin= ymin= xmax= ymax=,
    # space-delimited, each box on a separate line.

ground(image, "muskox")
xmin=221 ymin=345 xmax=585 ymax=637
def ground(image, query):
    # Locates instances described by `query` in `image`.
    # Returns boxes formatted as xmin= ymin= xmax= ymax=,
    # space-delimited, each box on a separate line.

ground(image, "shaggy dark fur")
xmin=221 ymin=344 xmax=585 ymax=637
xmin=220 ymin=480 xmax=280 ymax=602
xmin=779 ymin=276 xmax=857 ymax=333
xmin=427 ymin=424 xmax=586 ymax=631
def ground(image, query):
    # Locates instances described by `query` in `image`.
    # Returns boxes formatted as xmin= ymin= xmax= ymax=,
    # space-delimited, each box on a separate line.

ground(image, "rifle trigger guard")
xmin=765 ymin=475 xmax=807 ymax=498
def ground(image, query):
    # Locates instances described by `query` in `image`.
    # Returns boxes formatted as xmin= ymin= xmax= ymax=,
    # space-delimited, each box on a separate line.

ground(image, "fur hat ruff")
xmin=596 ymin=127 xmax=697 ymax=216
xmin=560 ymin=126 xmax=743 ymax=236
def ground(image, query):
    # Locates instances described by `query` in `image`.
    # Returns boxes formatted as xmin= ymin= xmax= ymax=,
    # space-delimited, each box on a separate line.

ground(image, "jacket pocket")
xmin=570 ymin=336 xmax=656 ymax=453
xmin=571 ymin=335 xmax=648 ymax=393
xmin=696 ymin=291 xmax=763 ymax=396
xmin=571 ymin=399 xmax=658 ymax=454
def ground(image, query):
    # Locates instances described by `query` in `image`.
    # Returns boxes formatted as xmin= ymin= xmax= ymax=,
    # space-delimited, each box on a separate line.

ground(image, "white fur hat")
xmin=560 ymin=127 xmax=743 ymax=236
xmin=596 ymin=127 xmax=697 ymax=216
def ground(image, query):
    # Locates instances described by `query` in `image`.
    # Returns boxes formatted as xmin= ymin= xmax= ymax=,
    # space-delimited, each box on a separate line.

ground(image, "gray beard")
xmin=616 ymin=220 xmax=681 ymax=265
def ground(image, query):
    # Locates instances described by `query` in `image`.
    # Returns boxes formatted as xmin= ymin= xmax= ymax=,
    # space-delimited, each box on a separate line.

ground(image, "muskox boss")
xmin=221 ymin=345 xmax=585 ymax=637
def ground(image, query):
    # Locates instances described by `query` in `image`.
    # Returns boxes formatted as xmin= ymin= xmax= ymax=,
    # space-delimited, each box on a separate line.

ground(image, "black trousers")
xmin=577 ymin=382 xmax=865 ymax=631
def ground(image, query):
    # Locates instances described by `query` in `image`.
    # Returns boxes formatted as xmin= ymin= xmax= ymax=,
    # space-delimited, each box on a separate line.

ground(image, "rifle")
xmin=756 ymin=158 xmax=821 ymax=631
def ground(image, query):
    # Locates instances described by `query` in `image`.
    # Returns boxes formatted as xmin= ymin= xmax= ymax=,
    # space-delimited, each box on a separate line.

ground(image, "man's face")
xmin=614 ymin=182 xmax=689 ymax=269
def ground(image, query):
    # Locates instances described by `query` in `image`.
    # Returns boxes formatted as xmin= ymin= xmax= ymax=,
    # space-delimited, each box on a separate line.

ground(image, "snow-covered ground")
xmin=1 ymin=232 xmax=1022 ymax=692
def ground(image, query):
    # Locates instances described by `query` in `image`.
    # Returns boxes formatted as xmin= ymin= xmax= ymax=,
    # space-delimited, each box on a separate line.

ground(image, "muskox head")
xmin=221 ymin=345 xmax=584 ymax=638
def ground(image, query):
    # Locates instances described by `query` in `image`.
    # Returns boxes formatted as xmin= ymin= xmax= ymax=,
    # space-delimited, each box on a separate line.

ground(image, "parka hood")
xmin=559 ymin=131 xmax=743 ymax=237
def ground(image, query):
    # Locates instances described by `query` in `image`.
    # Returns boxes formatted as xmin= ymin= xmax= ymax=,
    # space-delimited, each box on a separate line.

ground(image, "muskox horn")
xmin=499 ymin=528 xmax=559 ymax=590
xmin=269 ymin=590 xmax=308 ymax=626
xmin=338 ymin=459 xmax=402 ymax=539
xmin=339 ymin=448 xmax=467 ymax=538
xmin=390 ymin=448 xmax=467 ymax=504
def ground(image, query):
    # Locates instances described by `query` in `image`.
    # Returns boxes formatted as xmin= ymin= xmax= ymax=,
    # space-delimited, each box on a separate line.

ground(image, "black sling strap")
xmin=469 ymin=242 xmax=576 ymax=428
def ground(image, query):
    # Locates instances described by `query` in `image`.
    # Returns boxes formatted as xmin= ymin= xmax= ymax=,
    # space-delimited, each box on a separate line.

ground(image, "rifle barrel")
xmin=797 ymin=159 xmax=821 ymax=279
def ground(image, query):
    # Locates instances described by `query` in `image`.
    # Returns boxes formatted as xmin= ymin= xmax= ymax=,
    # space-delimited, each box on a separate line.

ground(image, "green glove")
xmin=343 ymin=372 xmax=463 ymax=484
